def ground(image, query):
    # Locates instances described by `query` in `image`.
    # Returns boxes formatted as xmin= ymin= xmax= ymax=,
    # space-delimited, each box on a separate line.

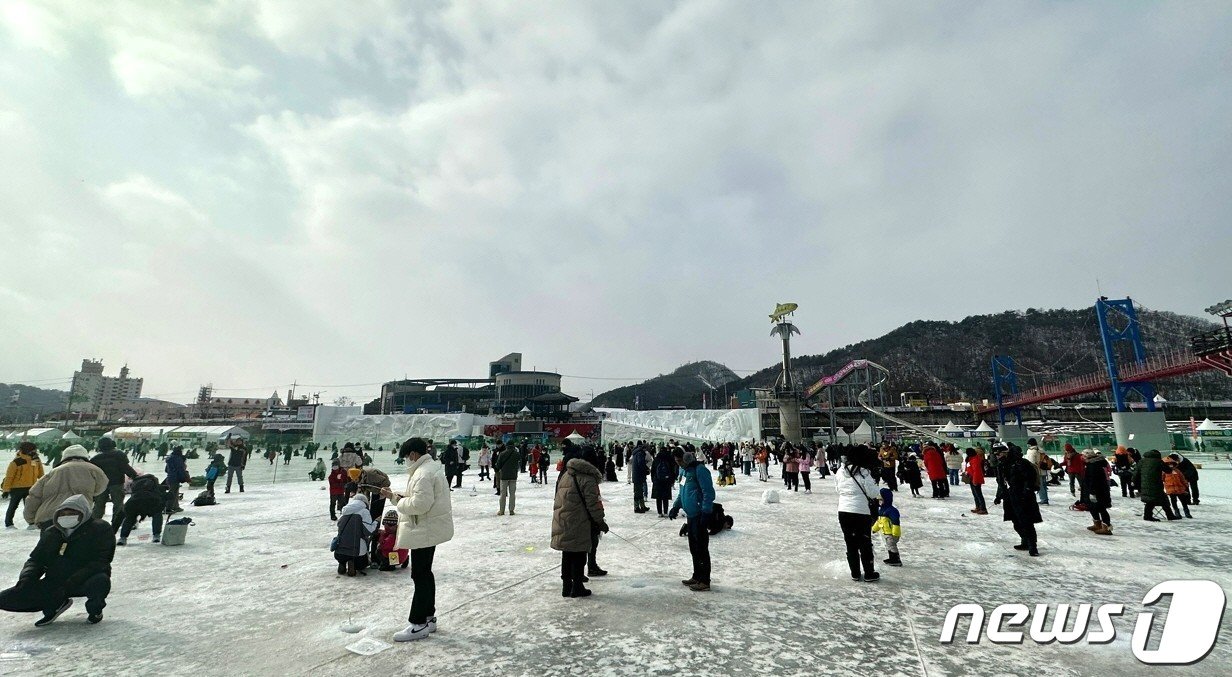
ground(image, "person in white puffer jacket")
xmin=834 ymin=445 xmax=881 ymax=583
xmin=384 ymin=437 xmax=454 ymax=644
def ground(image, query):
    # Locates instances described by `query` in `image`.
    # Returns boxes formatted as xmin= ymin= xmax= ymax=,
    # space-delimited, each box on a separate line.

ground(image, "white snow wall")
xmin=312 ymin=406 xmax=478 ymax=446
xmin=600 ymin=408 xmax=761 ymax=444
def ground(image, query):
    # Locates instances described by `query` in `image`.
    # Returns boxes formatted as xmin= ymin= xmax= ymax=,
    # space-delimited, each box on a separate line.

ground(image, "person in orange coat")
xmin=1063 ymin=444 xmax=1086 ymax=497
xmin=529 ymin=448 xmax=541 ymax=485
xmin=1162 ymin=458 xmax=1193 ymax=518
xmin=922 ymin=445 xmax=948 ymax=499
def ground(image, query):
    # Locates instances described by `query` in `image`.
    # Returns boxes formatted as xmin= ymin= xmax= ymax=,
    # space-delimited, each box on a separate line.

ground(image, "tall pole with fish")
xmin=769 ymin=303 xmax=803 ymax=444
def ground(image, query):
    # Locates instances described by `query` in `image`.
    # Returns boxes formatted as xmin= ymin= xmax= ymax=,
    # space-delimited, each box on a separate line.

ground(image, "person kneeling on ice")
xmin=376 ymin=510 xmax=409 ymax=571
xmin=335 ymin=488 xmax=376 ymax=577
xmin=872 ymin=488 xmax=902 ymax=567
xmin=0 ymin=495 xmax=114 ymax=626
xmin=117 ymin=473 xmax=168 ymax=545
xmin=383 ymin=437 xmax=454 ymax=642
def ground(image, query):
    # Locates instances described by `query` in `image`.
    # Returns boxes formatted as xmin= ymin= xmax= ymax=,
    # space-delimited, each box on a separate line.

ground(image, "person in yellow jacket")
xmin=871 ymin=487 xmax=903 ymax=567
xmin=4 ymin=442 xmax=45 ymax=529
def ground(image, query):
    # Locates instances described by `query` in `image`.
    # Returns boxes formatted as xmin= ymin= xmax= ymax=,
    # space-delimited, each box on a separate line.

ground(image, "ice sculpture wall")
xmin=600 ymin=408 xmax=761 ymax=444
xmin=312 ymin=406 xmax=477 ymax=446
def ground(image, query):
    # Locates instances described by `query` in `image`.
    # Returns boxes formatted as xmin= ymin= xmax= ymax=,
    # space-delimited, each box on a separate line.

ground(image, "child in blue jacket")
xmin=872 ymin=487 xmax=902 ymax=567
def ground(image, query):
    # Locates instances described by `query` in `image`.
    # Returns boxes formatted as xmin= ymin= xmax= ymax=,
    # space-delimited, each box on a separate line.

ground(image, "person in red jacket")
xmin=922 ymin=445 xmax=948 ymax=499
xmin=964 ymin=448 xmax=987 ymax=514
xmin=376 ymin=510 xmax=409 ymax=570
xmin=1063 ymin=444 xmax=1086 ymax=498
xmin=328 ymin=461 xmax=348 ymax=521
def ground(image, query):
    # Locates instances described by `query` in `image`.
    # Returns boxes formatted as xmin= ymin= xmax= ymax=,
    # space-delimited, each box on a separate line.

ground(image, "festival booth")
xmin=848 ymin=420 xmax=876 ymax=445
xmin=109 ymin=426 xmax=178 ymax=443
xmin=1195 ymin=418 xmax=1231 ymax=451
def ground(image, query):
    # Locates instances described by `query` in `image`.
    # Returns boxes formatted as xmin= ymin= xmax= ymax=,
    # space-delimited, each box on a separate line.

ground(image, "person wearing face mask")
xmin=0 ymin=494 xmax=116 ymax=626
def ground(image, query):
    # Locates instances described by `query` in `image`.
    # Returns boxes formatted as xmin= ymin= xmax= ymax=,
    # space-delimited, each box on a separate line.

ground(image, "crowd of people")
xmin=0 ymin=429 xmax=1210 ymax=641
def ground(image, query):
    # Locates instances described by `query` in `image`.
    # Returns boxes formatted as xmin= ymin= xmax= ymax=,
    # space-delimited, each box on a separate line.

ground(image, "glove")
xmin=668 ymin=507 xmax=680 ymax=520
xmin=599 ymin=522 xmax=610 ymax=534
xmin=1 ymin=492 xmax=7 ymax=500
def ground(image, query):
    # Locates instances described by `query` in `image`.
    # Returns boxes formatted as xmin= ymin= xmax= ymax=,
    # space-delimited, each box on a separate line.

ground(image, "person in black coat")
xmin=164 ymin=447 xmax=189 ymax=513
xmin=1081 ymin=450 xmax=1113 ymax=534
xmin=89 ymin=438 xmax=137 ymax=531
xmin=0 ymin=494 xmax=115 ymax=625
xmin=1167 ymin=453 xmax=1201 ymax=505
xmin=1002 ymin=445 xmax=1042 ymax=556
xmin=117 ymin=474 xmax=169 ymax=545
xmin=650 ymin=447 xmax=677 ymax=517
xmin=630 ymin=443 xmax=650 ymax=513
xmin=439 ymin=443 xmax=461 ymax=490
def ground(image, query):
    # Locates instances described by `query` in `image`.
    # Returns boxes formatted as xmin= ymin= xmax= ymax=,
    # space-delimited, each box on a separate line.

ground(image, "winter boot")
xmin=570 ymin=584 xmax=593 ymax=598
xmin=863 ymin=571 xmax=881 ymax=582
xmin=1028 ymin=545 xmax=1039 ymax=556
xmin=562 ymin=580 xmax=572 ymax=597
xmin=1087 ymin=522 xmax=1102 ymax=532
xmin=884 ymin=552 xmax=902 ymax=567
xmin=1094 ymin=523 xmax=1113 ymax=535
xmin=116 ymin=537 xmax=127 ymax=546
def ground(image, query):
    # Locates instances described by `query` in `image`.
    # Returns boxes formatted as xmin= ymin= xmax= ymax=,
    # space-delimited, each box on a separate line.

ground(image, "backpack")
xmin=192 ymin=491 xmax=217 ymax=507
xmin=205 ymin=465 xmax=220 ymax=481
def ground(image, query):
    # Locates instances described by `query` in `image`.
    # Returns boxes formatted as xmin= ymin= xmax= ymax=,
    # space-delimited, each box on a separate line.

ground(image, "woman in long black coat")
xmin=1002 ymin=445 xmax=1043 ymax=556
xmin=1082 ymin=450 xmax=1113 ymax=534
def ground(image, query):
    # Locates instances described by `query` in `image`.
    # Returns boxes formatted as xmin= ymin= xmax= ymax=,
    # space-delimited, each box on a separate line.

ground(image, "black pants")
xmin=686 ymin=515 xmax=711 ymax=583
xmin=633 ymin=481 xmax=647 ymax=511
xmin=1169 ymin=494 xmax=1192 ymax=517
xmin=560 ymin=551 xmax=587 ymax=590
xmin=930 ymin=479 xmax=947 ymax=498
xmin=329 ymin=494 xmax=345 ymax=520
xmin=367 ymin=496 xmax=387 ymax=558
xmin=656 ymin=497 xmax=670 ymax=515
xmin=1144 ymin=498 xmax=1176 ymax=520
xmin=971 ymin=484 xmax=986 ymax=512
xmin=0 ymin=573 xmax=110 ymax=616
xmin=5 ymin=488 xmax=30 ymax=527
xmin=801 ymin=471 xmax=811 ymax=492
xmin=785 ymin=471 xmax=799 ymax=491
xmin=407 ymin=546 xmax=436 ymax=624
xmin=1191 ymin=480 xmax=1200 ymax=503
xmin=119 ymin=511 xmax=162 ymax=539
xmin=880 ymin=467 xmax=898 ymax=491
xmin=588 ymin=530 xmax=602 ymax=571
xmin=837 ymin=512 xmax=875 ymax=577
xmin=1011 ymin=517 xmax=1037 ymax=547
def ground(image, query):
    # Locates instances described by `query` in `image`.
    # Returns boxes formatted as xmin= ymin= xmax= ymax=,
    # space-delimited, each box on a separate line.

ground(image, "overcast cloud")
xmin=1 ymin=1 xmax=1229 ymax=403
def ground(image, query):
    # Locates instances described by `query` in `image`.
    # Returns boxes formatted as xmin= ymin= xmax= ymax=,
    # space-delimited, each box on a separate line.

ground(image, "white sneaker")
xmin=427 ymin=616 xmax=437 ymax=633
xmin=393 ymin=623 xmax=431 ymax=642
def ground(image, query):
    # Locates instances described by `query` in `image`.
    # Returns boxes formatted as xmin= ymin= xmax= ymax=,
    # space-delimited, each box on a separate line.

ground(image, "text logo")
xmin=940 ymin=580 xmax=1226 ymax=665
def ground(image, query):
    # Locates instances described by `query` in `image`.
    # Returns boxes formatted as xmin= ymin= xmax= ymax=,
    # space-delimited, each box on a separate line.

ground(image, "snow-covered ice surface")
xmin=3 ymin=453 xmax=1232 ymax=676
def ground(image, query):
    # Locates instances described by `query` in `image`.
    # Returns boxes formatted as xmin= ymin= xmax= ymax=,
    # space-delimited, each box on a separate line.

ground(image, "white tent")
xmin=61 ymin=430 xmax=82 ymax=442
xmin=972 ymin=421 xmax=996 ymax=438
xmin=165 ymin=425 xmax=250 ymax=445
xmin=22 ymin=428 xmax=64 ymax=444
xmin=849 ymin=420 xmax=875 ymax=444
xmin=564 ymin=430 xmax=586 ymax=443
xmin=1196 ymin=419 xmax=1229 ymax=437
xmin=110 ymin=426 xmax=177 ymax=441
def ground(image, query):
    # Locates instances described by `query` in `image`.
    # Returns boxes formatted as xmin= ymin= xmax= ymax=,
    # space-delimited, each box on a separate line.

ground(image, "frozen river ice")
xmin=2 ymin=452 xmax=1231 ymax=676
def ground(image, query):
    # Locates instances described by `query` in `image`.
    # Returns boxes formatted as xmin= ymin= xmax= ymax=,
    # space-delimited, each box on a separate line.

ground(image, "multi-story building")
xmin=69 ymin=360 xmax=143 ymax=415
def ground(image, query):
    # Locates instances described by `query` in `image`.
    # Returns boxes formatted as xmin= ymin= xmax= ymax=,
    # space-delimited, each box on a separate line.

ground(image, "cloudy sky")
xmin=1 ymin=1 xmax=1229 ymax=404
